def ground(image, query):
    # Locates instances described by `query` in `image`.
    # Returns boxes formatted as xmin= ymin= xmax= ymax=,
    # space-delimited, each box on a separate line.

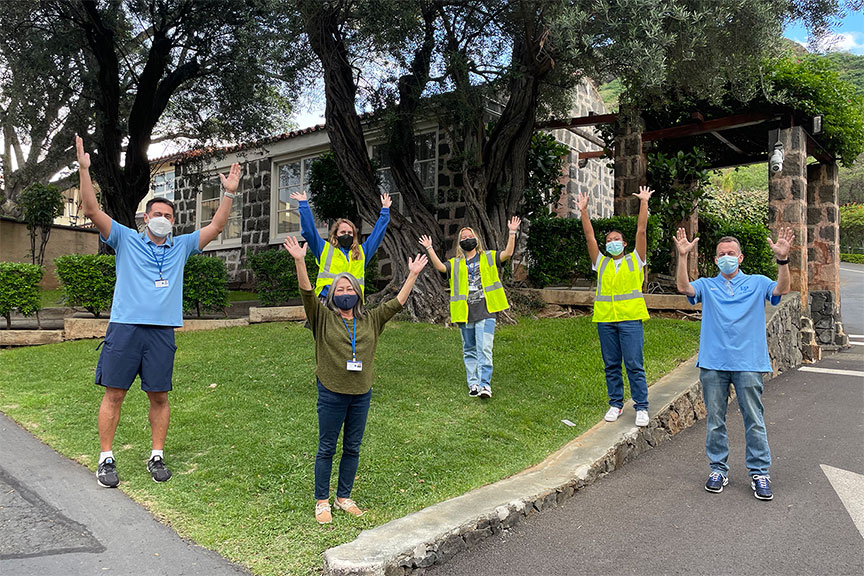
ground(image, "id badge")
xmin=155 ymin=279 xmax=169 ymax=288
xmin=347 ymin=360 xmax=363 ymax=372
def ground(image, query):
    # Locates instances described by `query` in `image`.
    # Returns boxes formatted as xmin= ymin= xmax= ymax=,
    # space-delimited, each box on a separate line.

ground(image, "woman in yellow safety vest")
xmin=419 ymin=216 xmax=521 ymax=398
xmin=290 ymin=191 xmax=391 ymax=300
xmin=577 ymin=186 xmax=653 ymax=427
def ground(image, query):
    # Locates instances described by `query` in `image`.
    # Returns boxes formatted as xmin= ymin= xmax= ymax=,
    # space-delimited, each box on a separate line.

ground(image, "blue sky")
xmin=784 ymin=9 xmax=864 ymax=55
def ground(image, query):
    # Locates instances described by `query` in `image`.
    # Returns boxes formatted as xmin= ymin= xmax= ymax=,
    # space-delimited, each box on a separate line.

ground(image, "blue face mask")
xmin=606 ymin=240 xmax=624 ymax=256
xmin=717 ymin=255 xmax=740 ymax=275
xmin=333 ymin=293 xmax=359 ymax=311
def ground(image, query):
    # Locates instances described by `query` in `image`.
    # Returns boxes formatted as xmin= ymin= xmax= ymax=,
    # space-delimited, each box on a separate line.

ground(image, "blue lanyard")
xmin=342 ymin=318 xmax=356 ymax=360
xmin=467 ymin=254 xmax=479 ymax=282
xmin=147 ymin=243 xmax=167 ymax=279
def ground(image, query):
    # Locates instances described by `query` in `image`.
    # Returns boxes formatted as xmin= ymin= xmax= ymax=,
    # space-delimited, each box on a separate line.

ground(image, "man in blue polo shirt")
xmin=674 ymin=226 xmax=793 ymax=501
xmin=76 ymin=136 xmax=241 ymax=488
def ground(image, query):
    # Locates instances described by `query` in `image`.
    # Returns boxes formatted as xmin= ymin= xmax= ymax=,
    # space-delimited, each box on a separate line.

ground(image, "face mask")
xmin=333 ymin=293 xmax=358 ymax=311
xmin=460 ymin=238 xmax=478 ymax=251
xmin=337 ymin=233 xmax=354 ymax=248
xmin=147 ymin=216 xmax=172 ymax=238
xmin=717 ymin=255 xmax=740 ymax=275
xmin=606 ymin=240 xmax=624 ymax=256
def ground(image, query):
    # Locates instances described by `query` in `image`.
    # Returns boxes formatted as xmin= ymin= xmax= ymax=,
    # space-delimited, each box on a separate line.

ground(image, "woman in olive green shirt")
xmin=283 ymin=235 xmax=428 ymax=524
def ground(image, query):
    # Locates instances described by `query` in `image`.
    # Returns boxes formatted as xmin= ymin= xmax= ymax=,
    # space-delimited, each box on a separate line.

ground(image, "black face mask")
xmin=459 ymin=238 xmax=478 ymax=251
xmin=337 ymin=233 xmax=354 ymax=248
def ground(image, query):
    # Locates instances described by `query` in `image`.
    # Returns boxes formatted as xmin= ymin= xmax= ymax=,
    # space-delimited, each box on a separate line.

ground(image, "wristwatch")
xmin=775 ymin=258 xmax=789 ymax=265
xmin=223 ymin=190 xmax=237 ymax=199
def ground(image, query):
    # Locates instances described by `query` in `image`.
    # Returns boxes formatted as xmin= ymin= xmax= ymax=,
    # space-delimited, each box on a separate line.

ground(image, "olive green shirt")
xmin=301 ymin=288 xmax=402 ymax=395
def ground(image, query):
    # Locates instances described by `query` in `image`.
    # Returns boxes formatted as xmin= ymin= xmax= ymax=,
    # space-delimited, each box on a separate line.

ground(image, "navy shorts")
xmin=95 ymin=323 xmax=177 ymax=392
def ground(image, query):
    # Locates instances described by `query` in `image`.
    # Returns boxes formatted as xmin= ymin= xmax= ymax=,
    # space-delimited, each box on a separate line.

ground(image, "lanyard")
xmin=147 ymin=243 xmax=167 ymax=279
xmin=467 ymin=254 xmax=479 ymax=282
xmin=342 ymin=318 xmax=357 ymax=360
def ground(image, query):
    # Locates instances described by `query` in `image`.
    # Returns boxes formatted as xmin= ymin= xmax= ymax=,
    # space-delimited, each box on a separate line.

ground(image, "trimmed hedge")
xmin=54 ymin=254 xmax=116 ymax=318
xmin=183 ymin=255 xmax=229 ymax=317
xmin=841 ymin=253 xmax=864 ymax=264
xmin=248 ymin=249 xmax=299 ymax=307
xmin=0 ymin=262 xmax=43 ymax=327
xmin=839 ymin=203 xmax=864 ymax=254
xmin=526 ymin=215 xmax=661 ymax=287
xmin=697 ymin=214 xmax=776 ymax=279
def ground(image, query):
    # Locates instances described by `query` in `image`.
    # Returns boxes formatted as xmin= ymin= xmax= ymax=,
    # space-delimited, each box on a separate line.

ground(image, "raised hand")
xmin=418 ymin=234 xmax=433 ymax=249
xmin=282 ymin=235 xmax=307 ymax=259
xmin=768 ymin=227 xmax=794 ymax=260
xmin=219 ymin=163 xmax=241 ymax=195
xmin=508 ymin=216 xmax=522 ymax=232
xmin=75 ymin=135 xmax=90 ymax=170
xmin=634 ymin=186 xmax=654 ymax=202
xmin=290 ymin=191 xmax=307 ymax=203
xmin=381 ymin=193 xmax=392 ymax=209
xmin=408 ymin=253 xmax=428 ymax=275
xmin=673 ymin=227 xmax=699 ymax=256
xmin=576 ymin=192 xmax=588 ymax=214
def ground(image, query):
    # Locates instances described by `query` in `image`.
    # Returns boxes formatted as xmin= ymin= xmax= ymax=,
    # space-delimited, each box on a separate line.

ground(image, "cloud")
xmin=807 ymin=31 xmax=864 ymax=54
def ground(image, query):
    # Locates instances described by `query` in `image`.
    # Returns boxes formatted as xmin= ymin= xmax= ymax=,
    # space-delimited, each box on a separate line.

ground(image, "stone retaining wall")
xmin=766 ymin=291 xmax=803 ymax=375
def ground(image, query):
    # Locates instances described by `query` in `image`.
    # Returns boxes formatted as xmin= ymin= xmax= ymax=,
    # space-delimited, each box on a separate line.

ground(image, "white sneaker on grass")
xmin=604 ymin=406 xmax=623 ymax=422
xmin=635 ymin=410 xmax=649 ymax=427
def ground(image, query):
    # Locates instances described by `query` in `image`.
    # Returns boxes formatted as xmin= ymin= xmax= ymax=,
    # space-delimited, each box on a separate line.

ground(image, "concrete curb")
xmin=323 ymin=356 xmax=704 ymax=576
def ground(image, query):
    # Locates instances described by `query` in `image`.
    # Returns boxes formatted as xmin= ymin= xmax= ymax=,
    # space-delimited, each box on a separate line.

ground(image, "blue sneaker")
xmin=751 ymin=475 xmax=773 ymax=500
xmin=705 ymin=471 xmax=728 ymax=493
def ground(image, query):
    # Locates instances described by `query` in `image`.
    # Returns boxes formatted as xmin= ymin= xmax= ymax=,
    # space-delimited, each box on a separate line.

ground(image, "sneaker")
xmin=315 ymin=501 xmax=332 ymax=524
xmin=478 ymin=387 xmax=492 ymax=399
xmin=604 ymin=406 xmax=623 ymax=422
xmin=705 ymin=471 xmax=728 ymax=493
xmin=468 ymin=387 xmax=480 ymax=397
xmin=97 ymin=457 xmax=119 ymax=488
xmin=334 ymin=497 xmax=365 ymax=517
xmin=635 ymin=410 xmax=649 ymax=427
xmin=147 ymin=455 xmax=172 ymax=483
xmin=751 ymin=475 xmax=773 ymax=500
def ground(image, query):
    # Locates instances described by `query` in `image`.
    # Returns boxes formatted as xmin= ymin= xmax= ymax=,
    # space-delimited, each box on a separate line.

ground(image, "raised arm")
xmin=576 ymin=193 xmax=600 ymax=264
xmin=292 ymin=191 xmax=327 ymax=259
xmin=75 ymin=136 xmax=112 ymax=239
xmin=499 ymin=216 xmax=521 ymax=262
xmin=634 ymin=186 xmax=653 ymax=261
xmin=418 ymin=234 xmax=447 ymax=273
xmin=768 ymin=227 xmax=794 ymax=296
xmin=673 ymin=227 xmax=698 ymax=297
xmin=283 ymin=235 xmax=312 ymax=291
xmin=396 ymin=254 xmax=428 ymax=306
xmin=199 ymin=163 xmax=240 ymax=250
xmin=360 ymin=193 xmax=392 ymax=258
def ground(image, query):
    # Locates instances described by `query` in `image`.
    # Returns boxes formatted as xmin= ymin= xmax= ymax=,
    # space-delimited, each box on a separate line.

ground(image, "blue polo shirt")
xmin=687 ymin=272 xmax=781 ymax=372
xmin=101 ymin=221 xmax=201 ymax=327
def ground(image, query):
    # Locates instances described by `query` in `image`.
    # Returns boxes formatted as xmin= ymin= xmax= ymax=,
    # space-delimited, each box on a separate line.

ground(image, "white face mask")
xmin=147 ymin=216 xmax=173 ymax=238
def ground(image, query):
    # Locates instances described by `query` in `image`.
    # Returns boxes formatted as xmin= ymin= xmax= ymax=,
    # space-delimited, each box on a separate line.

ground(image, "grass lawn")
xmin=0 ymin=316 xmax=699 ymax=575
xmin=228 ymin=290 xmax=258 ymax=302
xmin=39 ymin=288 xmax=64 ymax=307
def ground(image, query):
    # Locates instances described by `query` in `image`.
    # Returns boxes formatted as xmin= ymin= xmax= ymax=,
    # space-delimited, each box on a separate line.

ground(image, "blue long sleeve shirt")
xmin=298 ymin=200 xmax=390 ymax=297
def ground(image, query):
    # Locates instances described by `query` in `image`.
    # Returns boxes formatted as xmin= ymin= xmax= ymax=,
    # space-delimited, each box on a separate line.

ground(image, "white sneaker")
xmin=635 ymin=410 xmax=649 ymax=427
xmin=604 ymin=406 xmax=623 ymax=422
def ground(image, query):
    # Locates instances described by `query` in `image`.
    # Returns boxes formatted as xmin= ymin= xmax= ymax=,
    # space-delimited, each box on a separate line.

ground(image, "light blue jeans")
xmin=700 ymin=369 xmax=771 ymax=477
xmin=460 ymin=318 xmax=496 ymax=390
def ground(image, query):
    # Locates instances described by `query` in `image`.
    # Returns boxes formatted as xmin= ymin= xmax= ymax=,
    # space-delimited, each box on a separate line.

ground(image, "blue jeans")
xmin=460 ymin=318 xmax=496 ymax=390
xmin=700 ymin=369 xmax=771 ymax=477
xmin=314 ymin=381 xmax=371 ymax=500
xmin=596 ymin=320 xmax=648 ymax=411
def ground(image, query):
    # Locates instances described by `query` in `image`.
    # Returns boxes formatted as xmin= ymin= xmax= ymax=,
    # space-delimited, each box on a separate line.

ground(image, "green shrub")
xmin=248 ymin=249 xmax=299 ymax=306
xmin=0 ymin=262 xmax=43 ymax=328
xmin=697 ymin=214 xmax=776 ymax=279
xmin=839 ymin=203 xmax=864 ymax=254
xmin=841 ymin=253 xmax=864 ymax=264
xmin=183 ymin=255 xmax=229 ymax=317
xmin=526 ymin=215 xmax=661 ymax=287
xmin=54 ymin=254 xmax=116 ymax=317
xmin=700 ymin=186 xmax=769 ymax=225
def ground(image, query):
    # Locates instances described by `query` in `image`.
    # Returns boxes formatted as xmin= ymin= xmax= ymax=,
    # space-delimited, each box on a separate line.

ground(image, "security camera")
xmin=769 ymin=143 xmax=784 ymax=174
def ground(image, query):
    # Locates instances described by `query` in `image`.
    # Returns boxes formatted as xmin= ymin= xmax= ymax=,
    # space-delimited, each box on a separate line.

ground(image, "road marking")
xmin=849 ymin=334 xmax=864 ymax=339
xmin=821 ymin=465 xmax=864 ymax=541
xmin=799 ymin=367 xmax=864 ymax=377
xmin=840 ymin=266 xmax=864 ymax=274
xmin=849 ymin=342 xmax=864 ymax=347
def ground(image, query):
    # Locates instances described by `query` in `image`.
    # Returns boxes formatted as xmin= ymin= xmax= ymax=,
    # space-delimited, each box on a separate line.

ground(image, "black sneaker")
xmin=751 ymin=475 xmax=773 ymax=500
xmin=147 ymin=455 xmax=172 ymax=483
xmin=97 ymin=457 xmax=119 ymax=488
xmin=705 ymin=471 xmax=728 ymax=493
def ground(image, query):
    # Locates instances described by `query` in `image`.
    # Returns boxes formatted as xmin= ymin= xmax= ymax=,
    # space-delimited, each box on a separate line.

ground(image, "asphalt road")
xmin=428 ymin=266 xmax=864 ymax=576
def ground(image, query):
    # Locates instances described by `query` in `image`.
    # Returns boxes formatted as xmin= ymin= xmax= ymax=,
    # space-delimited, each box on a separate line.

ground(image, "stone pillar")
xmin=613 ymin=117 xmax=645 ymax=216
xmin=767 ymin=126 xmax=808 ymax=300
xmin=806 ymin=162 xmax=848 ymax=348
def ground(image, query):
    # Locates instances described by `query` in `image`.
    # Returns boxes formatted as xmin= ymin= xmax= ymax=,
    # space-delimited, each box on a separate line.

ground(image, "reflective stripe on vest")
xmin=449 ymin=251 xmax=509 ymax=323
xmin=315 ymin=243 xmax=366 ymax=297
xmin=592 ymin=252 xmax=649 ymax=322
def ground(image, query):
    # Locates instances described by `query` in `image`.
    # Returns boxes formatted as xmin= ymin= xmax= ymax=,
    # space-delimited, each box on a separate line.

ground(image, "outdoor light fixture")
xmin=812 ymin=115 xmax=823 ymax=134
xmin=769 ymin=142 xmax=785 ymax=174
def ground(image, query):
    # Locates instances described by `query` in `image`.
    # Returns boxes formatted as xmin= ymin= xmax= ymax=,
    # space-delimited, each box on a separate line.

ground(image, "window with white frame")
xmin=151 ymin=169 xmax=175 ymax=201
xmin=272 ymin=155 xmax=327 ymax=240
xmin=198 ymin=175 xmax=242 ymax=247
xmin=371 ymin=131 xmax=438 ymax=212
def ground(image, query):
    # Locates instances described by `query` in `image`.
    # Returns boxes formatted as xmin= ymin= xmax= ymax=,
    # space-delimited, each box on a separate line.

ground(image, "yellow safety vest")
xmin=592 ymin=253 xmax=649 ymax=323
xmin=315 ymin=243 xmax=366 ymax=298
xmin=449 ymin=251 xmax=509 ymax=323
